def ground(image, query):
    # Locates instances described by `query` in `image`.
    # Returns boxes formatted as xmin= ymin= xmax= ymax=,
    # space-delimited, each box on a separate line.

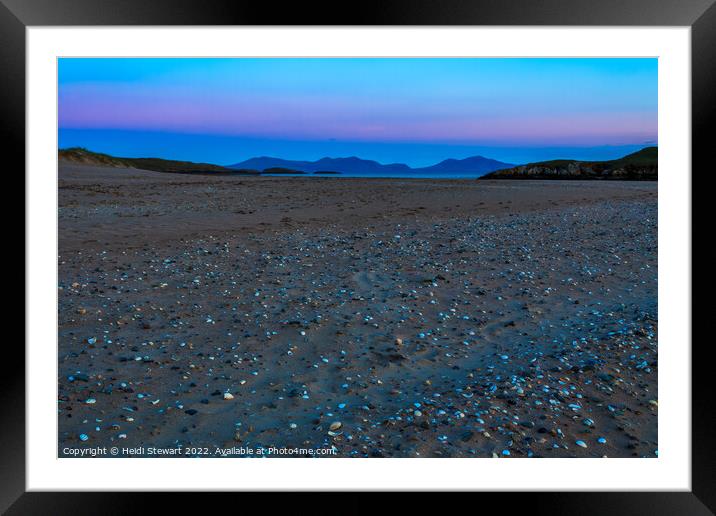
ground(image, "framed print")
xmin=5 ymin=0 xmax=712 ymax=512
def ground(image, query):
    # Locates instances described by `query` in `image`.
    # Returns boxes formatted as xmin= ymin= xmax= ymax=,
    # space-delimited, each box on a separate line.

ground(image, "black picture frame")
xmin=4 ymin=0 xmax=710 ymax=512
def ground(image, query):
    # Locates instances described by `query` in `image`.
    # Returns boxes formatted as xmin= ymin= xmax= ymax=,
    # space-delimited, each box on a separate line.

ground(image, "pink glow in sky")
xmin=59 ymin=58 xmax=658 ymax=147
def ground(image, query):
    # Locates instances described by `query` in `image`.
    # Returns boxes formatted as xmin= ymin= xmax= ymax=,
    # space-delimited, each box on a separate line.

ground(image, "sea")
xmin=261 ymin=171 xmax=492 ymax=179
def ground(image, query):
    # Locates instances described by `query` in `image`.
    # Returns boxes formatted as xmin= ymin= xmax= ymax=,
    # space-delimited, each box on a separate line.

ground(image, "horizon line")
xmin=59 ymin=144 xmax=658 ymax=169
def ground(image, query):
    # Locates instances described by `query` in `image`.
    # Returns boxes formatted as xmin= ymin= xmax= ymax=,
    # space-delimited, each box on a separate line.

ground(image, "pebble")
xmin=576 ymin=440 xmax=588 ymax=448
xmin=223 ymin=392 xmax=235 ymax=400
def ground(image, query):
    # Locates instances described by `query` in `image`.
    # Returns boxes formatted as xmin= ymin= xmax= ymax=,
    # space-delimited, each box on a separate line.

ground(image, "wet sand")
xmin=58 ymin=163 xmax=658 ymax=458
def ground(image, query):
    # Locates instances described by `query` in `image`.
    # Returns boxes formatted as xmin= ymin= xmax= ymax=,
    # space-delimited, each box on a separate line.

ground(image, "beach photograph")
xmin=57 ymin=57 xmax=658 ymax=459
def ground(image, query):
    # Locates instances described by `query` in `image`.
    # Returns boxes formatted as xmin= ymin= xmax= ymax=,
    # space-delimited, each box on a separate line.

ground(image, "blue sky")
xmin=59 ymin=58 xmax=658 ymax=166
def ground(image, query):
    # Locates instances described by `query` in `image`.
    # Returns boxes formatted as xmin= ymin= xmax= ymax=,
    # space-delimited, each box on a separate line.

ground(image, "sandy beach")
xmin=58 ymin=163 xmax=658 ymax=458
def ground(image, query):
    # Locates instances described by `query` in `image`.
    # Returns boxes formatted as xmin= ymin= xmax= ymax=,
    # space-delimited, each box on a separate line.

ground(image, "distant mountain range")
xmin=228 ymin=155 xmax=514 ymax=176
xmin=480 ymin=147 xmax=657 ymax=180
xmin=60 ymin=146 xmax=657 ymax=180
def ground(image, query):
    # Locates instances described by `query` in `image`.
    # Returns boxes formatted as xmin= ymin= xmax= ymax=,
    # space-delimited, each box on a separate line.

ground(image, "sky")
xmin=58 ymin=58 xmax=657 ymax=166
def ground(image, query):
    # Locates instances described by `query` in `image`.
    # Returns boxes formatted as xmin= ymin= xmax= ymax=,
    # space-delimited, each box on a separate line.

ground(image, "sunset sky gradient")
xmin=58 ymin=58 xmax=657 ymax=166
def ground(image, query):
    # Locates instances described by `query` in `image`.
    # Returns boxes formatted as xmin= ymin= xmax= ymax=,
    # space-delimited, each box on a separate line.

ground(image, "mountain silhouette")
xmin=228 ymin=155 xmax=513 ymax=176
xmin=414 ymin=156 xmax=515 ymax=174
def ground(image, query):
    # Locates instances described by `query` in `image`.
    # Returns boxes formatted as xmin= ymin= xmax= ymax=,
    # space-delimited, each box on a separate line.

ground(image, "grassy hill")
xmin=59 ymin=147 xmax=133 ymax=168
xmin=481 ymin=147 xmax=657 ymax=180
xmin=517 ymin=147 xmax=657 ymax=170
xmin=59 ymin=147 xmax=259 ymax=175
xmin=610 ymin=146 xmax=658 ymax=167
